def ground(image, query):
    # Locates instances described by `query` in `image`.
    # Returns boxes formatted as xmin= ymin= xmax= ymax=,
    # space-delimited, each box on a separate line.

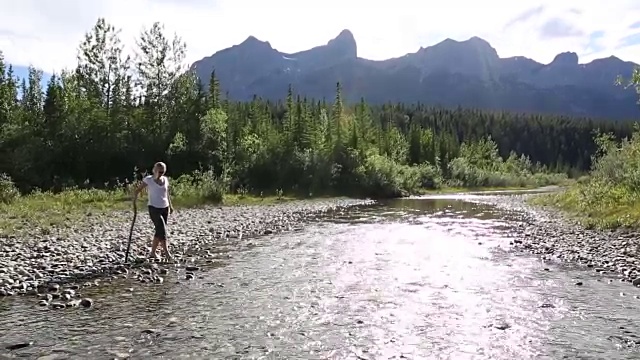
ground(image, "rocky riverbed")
xmin=5 ymin=192 xmax=640 ymax=359
xmin=6 ymin=188 xmax=640 ymax=311
xmin=473 ymin=191 xmax=640 ymax=288
xmin=0 ymin=198 xmax=374 ymax=307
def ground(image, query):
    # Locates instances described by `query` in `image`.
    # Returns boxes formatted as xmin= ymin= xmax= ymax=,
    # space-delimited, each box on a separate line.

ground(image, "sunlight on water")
xmin=1 ymin=196 xmax=639 ymax=359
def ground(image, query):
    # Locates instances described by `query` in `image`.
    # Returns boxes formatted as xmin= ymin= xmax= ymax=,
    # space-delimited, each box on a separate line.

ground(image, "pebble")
xmin=79 ymin=298 xmax=93 ymax=308
xmin=0 ymin=199 xmax=373 ymax=308
xmin=37 ymin=355 xmax=62 ymax=360
xmin=476 ymin=193 xmax=640 ymax=289
xmin=5 ymin=342 xmax=33 ymax=350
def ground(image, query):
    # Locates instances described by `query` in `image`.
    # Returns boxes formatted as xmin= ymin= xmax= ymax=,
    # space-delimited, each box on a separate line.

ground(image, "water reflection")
xmin=0 ymin=196 xmax=639 ymax=359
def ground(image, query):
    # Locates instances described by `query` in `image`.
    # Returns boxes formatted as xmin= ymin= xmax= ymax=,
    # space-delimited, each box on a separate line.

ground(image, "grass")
xmin=529 ymin=184 xmax=640 ymax=229
xmin=0 ymin=187 xmax=302 ymax=236
xmin=527 ymin=128 xmax=640 ymax=230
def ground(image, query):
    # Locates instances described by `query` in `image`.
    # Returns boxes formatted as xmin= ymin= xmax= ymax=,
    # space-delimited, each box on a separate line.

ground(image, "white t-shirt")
xmin=143 ymin=175 xmax=170 ymax=208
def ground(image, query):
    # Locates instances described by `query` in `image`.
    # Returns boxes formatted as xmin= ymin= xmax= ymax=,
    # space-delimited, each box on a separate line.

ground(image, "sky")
xmin=2 ymin=0 xmax=640 ymax=76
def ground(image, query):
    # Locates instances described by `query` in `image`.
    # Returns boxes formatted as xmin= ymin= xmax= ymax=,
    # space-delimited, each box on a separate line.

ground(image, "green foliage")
xmin=448 ymin=138 xmax=568 ymax=188
xmin=0 ymin=173 xmax=19 ymax=204
xmin=354 ymin=153 xmax=418 ymax=198
xmin=349 ymin=152 xmax=443 ymax=198
xmin=536 ymin=124 xmax=640 ymax=229
xmin=171 ymin=169 xmax=228 ymax=206
xmin=616 ymin=66 xmax=640 ymax=103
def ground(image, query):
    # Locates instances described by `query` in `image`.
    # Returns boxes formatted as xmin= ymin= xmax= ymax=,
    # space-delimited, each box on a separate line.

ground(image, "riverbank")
xmin=0 ymin=198 xmax=374 ymax=300
xmin=419 ymin=185 xmax=541 ymax=195
xmin=0 ymin=183 xmax=568 ymax=237
xmin=529 ymin=185 xmax=640 ymax=229
xmin=0 ymin=187 xmax=313 ymax=237
xmin=474 ymin=191 xmax=640 ymax=288
xmin=526 ymin=127 xmax=640 ymax=230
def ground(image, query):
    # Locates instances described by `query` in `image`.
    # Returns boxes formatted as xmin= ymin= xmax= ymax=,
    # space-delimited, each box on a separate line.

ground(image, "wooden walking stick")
xmin=124 ymin=201 xmax=138 ymax=263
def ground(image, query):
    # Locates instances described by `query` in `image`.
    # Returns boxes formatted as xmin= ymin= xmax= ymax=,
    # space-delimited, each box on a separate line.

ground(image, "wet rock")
xmin=62 ymin=288 xmax=76 ymax=297
xmin=79 ymin=298 xmax=93 ymax=308
xmin=106 ymin=349 xmax=131 ymax=359
xmin=2 ymin=199 xmax=374 ymax=298
xmin=474 ymin=194 xmax=640 ymax=290
xmin=185 ymin=265 xmax=199 ymax=272
xmin=5 ymin=341 xmax=33 ymax=350
xmin=66 ymin=300 xmax=81 ymax=308
xmin=50 ymin=302 xmax=66 ymax=310
xmin=37 ymin=354 xmax=63 ymax=360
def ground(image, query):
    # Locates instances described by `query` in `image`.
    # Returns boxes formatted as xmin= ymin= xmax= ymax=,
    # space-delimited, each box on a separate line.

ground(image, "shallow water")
xmin=2 ymin=195 xmax=640 ymax=359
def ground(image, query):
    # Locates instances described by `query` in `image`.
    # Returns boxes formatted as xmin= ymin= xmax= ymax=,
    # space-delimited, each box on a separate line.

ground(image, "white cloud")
xmin=1 ymin=0 xmax=640 ymax=73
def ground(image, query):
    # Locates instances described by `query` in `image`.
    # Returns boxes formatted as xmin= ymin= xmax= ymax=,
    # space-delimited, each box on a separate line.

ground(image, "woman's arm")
xmin=132 ymin=179 xmax=148 ymax=203
xmin=167 ymin=179 xmax=174 ymax=213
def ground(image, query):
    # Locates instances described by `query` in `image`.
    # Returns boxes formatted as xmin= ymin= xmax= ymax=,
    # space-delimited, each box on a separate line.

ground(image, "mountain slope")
xmin=191 ymin=30 xmax=640 ymax=120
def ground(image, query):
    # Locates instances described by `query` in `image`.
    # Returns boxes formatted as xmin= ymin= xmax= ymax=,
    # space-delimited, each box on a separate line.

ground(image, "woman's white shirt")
xmin=143 ymin=175 xmax=170 ymax=208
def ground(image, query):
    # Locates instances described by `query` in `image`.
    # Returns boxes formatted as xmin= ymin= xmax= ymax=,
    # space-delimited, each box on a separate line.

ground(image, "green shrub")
xmin=533 ymin=128 xmax=640 ymax=228
xmin=416 ymin=163 xmax=443 ymax=189
xmin=172 ymin=169 xmax=228 ymax=205
xmin=354 ymin=153 xmax=427 ymax=198
xmin=0 ymin=173 xmax=19 ymax=204
xmin=447 ymin=154 xmax=567 ymax=189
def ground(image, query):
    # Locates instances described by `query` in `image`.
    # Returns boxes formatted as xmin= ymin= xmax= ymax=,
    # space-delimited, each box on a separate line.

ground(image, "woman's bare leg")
xmin=160 ymin=240 xmax=173 ymax=261
xmin=149 ymin=236 xmax=160 ymax=259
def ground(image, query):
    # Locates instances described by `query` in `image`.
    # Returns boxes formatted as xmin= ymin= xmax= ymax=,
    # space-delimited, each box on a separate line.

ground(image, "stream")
xmin=1 ymin=192 xmax=640 ymax=359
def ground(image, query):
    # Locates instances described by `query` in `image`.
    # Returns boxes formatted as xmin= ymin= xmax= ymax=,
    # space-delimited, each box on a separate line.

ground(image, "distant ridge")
xmin=191 ymin=30 xmax=640 ymax=120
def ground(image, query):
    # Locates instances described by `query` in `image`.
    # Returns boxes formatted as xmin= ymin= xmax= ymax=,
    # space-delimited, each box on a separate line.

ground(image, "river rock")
xmin=5 ymin=341 xmax=33 ymax=350
xmin=474 ymin=192 xmax=640 ymax=289
xmin=1 ymin=199 xmax=373 ymax=303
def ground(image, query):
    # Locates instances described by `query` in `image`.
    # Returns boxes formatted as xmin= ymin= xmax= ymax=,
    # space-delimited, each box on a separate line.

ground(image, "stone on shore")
xmin=0 ymin=199 xmax=373 ymax=304
xmin=475 ymin=193 xmax=640 ymax=288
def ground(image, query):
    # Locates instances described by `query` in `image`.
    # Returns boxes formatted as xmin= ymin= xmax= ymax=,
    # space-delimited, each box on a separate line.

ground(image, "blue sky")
xmin=2 ymin=0 xmax=640 ymax=76
xmin=10 ymin=65 xmax=51 ymax=89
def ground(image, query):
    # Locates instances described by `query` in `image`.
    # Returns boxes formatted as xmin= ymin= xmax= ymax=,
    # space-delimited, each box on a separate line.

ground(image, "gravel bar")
xmin=0 ymin=198 xmax=374 ymax=304
xmin=474 ymin=192 xmax=640 ymax=288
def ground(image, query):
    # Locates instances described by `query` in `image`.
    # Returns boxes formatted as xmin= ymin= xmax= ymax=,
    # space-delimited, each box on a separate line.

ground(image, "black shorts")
xmin=148 ymin=206 xmax=169 ymax=240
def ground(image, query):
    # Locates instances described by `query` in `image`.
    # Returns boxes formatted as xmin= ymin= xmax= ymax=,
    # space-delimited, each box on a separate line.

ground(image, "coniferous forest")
xmin=0 ymin=19 xmax=637 ymax=202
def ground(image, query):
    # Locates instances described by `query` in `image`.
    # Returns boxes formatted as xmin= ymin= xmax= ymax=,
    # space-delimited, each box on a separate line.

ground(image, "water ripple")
xmin=1 ymin=197 xmax=639 ymax=359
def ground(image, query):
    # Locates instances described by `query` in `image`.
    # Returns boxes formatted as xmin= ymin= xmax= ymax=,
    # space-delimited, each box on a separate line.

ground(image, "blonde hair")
xmin=153 ymin=162 xmax=167 ymax=178
xmin=154 ymin=162 xmax=167 ymax=171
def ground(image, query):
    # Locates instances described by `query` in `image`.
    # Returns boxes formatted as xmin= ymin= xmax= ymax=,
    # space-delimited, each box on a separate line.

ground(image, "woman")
xmin=133 ymin=161 xmax=175 ymax=261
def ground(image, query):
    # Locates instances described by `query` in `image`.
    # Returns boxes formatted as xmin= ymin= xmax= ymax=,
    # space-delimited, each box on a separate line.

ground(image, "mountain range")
xmin=191 ymin=30 xmax=640 ymax=120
